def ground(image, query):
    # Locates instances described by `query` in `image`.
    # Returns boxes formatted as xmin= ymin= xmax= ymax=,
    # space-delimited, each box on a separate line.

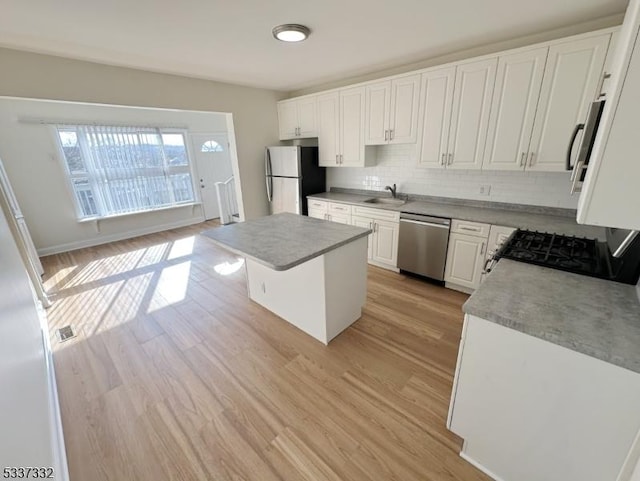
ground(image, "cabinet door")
xmin=351 ymin=215 xmax=373 ymax=260
xmin=483 ymin=48 xmax=548 ymax=171
xmin=308 ymin=208 xmax=326 ymax=220
xmin=297 ymin=97 xmax=317 ymax=137
xmin=417 ymin=67 xmax=456 ymax=168
xmin=278 ymin=100 xmax=298 ymax=140
xmin=372 ymin=219 xmax=399 ymax=267
xmin=527 ymin=34 xmax=610 ymax=172
xmin=389 ymin=74 xmax=421 ymax=144
xmin=365 ymin=81 xmax=391 ymax=145
xmin=328 ymin=212 xmax=351 ymax=224
xmin=340 ymin=87 xmax=366 ymax=166
xmin=317 ymin=93 xmax=340 ymax=167
xmin=444 ymin=232 xmax=487 ymax=289
xmin=447 ymin=58 xmax=498 ymax=170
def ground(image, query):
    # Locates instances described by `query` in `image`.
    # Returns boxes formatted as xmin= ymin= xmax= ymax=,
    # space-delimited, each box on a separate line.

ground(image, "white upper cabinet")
xmin=277 ymin=96 xmax=317 ymax=140
xmin=318 ymin=88 xmax=376 ymax=167
xmin=317 ymin=93 xmax=340 ymax=167
xmin=364 ymin=74 xmax=421 ymax=145
xmin=527 ymin=34 xmax=610 ymax=171
xmin=447 ymin=58 xmax=498 ymax=170
xmin=417 ymin=67 xmax=457 ymax=168
xmin=578 ymin=1 xmax=640 ymax=230
xmin=482 ymin=48 xmax=548 ymax=171
xmin=364 ymin=82 xmax=391 ymax=145
xmin=340 ymin=87 xmax=368 ymax=166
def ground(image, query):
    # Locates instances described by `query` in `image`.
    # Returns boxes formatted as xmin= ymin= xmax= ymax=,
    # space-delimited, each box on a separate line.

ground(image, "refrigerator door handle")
xmin=265 ymin=148 xmax=273 ymax=202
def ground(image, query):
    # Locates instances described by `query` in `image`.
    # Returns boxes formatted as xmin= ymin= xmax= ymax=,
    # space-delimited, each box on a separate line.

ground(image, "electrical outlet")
xmin=479 ymin=184 xmax=491 ymax=196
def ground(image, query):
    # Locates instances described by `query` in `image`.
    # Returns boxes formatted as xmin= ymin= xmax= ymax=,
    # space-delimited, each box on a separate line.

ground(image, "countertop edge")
xmin=201 ymin=229 xmax=371 ymax=271
xmin=462 ymin=305 xmax=640 ymax=375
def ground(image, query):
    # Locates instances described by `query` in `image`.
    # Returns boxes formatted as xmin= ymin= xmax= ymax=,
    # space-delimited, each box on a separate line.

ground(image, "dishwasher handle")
xmin=400 ymin=213 xmax=450 ymax=226
xmin=400 ymin=218 xmax=450 ymax=229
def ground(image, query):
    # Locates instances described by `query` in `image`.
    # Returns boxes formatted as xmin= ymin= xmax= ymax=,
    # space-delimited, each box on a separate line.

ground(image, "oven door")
xmin=567 ymin=99 xmax=605 ymax=194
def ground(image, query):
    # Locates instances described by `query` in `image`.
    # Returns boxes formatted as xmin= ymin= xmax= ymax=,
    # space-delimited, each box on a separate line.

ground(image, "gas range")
xmin=492 ymin=229 xmax=640 ymax=284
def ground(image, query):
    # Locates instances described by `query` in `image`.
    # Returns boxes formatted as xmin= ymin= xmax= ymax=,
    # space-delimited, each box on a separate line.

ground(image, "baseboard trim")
xmin=445 ymin=281 xmax=475 ymax=295
xmin=459 ymin=451 xmax=505 ymax=481
xmin=368 ymin=259 xmax=400 ymax=272
xmin=37 ymin=216 xmax=204 ymax=256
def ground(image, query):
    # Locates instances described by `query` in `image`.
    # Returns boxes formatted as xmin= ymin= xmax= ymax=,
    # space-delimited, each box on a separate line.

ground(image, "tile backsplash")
xmin=327 ymin=144 xmax=579 ymax=209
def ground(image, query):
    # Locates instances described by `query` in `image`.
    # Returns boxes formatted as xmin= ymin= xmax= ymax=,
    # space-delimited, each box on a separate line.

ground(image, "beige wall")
xmin=0 ymin=47 xmax=284 ymax=225
xmin=0 ymin=98 xmax=244 ymax=254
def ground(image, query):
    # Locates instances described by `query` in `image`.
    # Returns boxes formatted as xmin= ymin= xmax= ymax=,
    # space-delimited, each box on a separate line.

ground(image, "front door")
xmin=190 ymin=133 xmax=234 ymax=220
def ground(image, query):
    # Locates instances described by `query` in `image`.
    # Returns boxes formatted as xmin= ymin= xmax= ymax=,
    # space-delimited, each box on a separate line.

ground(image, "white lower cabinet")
xmin=444 ymin=220 xmax=490 ymax=292
xmin=371 ymin=219 xmax=399 ymax=267
xmin=480 ymin=225 xmax=517 ymax=283
xmin=351 ymin=206 xmax=400 ymax=271
xmin=449 ymin=314 xmax=640 ymax=481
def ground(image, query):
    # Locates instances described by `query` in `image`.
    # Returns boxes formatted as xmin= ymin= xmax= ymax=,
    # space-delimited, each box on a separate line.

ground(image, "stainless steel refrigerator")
xmin=265 ymin=146 xmax=325 ymax=215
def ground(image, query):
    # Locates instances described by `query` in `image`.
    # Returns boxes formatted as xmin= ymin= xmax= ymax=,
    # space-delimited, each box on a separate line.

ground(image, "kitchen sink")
xmin=363 ymin=197 xmax=406 ymax=206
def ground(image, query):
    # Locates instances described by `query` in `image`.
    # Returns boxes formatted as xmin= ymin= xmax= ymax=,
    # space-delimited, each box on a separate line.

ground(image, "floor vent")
xmin=57 ymin=325 xmax=76 ymax=342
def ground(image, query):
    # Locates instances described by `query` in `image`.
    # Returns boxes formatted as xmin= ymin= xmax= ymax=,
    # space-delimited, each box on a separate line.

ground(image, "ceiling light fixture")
xmin=272 ymin=24 xmax=311 ymax=43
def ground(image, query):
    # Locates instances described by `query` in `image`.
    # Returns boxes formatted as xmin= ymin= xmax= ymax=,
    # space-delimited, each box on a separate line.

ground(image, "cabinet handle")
xmin=336 ymin=154 xmax=339 ymax=165
xmin=520 ymin=152 xmax=526 ymax=167
xmin=441 ymin=153 xmax=446 ymax=166
xmin=528 ymin=152 xmax=535 ymax=167
xmin=390 ymin=129 xmax=394 ymax=141
xmin=340 ymin=154 xmax=344 ymax=164
xmin=374 ymin=222 xmax=378 ymax=233
xmin=460 ymin=226 xmax=480 ymax=232
xmin=369 ymin=221 xmax=373 ymax=230
xmin=448 ymin=153 xmax=453 ymax=165
xmin=384 ymin=130 xmax=389 ymax=141
xmin=480 ymin=242 xmax=486 ymax=255
xmin=597 ymin=72 xmax=611 ymax=98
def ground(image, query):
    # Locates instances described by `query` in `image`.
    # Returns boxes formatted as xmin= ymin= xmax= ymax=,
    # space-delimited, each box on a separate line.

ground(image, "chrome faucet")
xmin=385 ymin=183 xmax=397 ymax=198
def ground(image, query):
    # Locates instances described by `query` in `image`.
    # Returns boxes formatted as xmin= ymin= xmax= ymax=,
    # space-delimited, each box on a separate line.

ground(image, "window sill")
xmin=78 ymin=203 xmax=202 ymax=231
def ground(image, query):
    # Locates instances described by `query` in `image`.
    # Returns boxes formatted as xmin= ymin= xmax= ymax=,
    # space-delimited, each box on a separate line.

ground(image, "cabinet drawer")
xmin=329 ymin=202 xmax=352 ymax=215
xmin=352 ymin=205 xmax=400 ymax=222
xmin=307 ymin=199 xmax=329 ymax=212
xmin=451 ymin=219 xmax=490 ymax=238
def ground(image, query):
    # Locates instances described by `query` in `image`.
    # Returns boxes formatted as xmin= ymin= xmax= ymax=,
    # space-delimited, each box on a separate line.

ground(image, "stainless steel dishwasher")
xmin=397 ymin=213 xmax=451 ymax=281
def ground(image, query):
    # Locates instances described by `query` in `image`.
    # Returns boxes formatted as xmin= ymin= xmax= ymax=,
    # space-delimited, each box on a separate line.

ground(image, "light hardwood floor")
xmin=41 ymin=220 xmax=490 ymax=481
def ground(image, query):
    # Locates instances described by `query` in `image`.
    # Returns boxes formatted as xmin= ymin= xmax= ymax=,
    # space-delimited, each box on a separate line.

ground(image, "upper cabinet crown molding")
xmin=364 ymin=74 xmax=421 ymax=145
xmin=277 ymin=96 xmax=317 ymax=140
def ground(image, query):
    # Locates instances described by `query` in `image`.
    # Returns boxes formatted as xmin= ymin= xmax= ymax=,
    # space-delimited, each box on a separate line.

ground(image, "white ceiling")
xmin=0 ymin=0 xmax=628 ymax=92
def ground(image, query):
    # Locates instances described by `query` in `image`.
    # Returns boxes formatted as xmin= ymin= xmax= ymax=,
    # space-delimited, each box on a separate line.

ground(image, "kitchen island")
xmin=201 ymin=213 xmax=371 ymax=344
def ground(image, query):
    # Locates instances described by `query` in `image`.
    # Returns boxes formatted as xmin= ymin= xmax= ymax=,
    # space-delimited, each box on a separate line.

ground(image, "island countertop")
xmin=463 ymin=259 xmax=640 ymax=374
xmin=201 ymin=212 xmax=371 ymax=271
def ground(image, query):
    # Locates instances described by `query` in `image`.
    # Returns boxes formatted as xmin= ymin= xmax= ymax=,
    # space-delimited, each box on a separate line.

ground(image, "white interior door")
xmin=190 ymin=133 xmax=234 ymax=220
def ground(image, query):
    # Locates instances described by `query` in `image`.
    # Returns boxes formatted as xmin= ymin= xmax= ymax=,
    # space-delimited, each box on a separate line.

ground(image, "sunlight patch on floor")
xmin=214 ymin=258 xmax=245 ymax=276
xmin=167 ymin=236 xmax=195 ymax=260
xmin=146 ymin=261 xmax=192 ymax=313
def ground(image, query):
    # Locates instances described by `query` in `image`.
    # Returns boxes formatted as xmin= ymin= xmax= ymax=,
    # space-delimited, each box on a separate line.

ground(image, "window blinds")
xmin=56 ymin=125 xmax=195 ymax=219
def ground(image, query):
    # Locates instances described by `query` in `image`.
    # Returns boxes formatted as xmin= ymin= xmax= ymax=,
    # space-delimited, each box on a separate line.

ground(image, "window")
xmin=201 ymin=140 xmax=224 ymax=152
xmin=56 ymin=125 xmax=195 ymax=219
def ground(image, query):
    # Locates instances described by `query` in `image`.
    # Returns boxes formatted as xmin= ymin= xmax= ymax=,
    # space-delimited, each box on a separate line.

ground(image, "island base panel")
xmin=245 ymin=237 xmax=367 ymax=344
